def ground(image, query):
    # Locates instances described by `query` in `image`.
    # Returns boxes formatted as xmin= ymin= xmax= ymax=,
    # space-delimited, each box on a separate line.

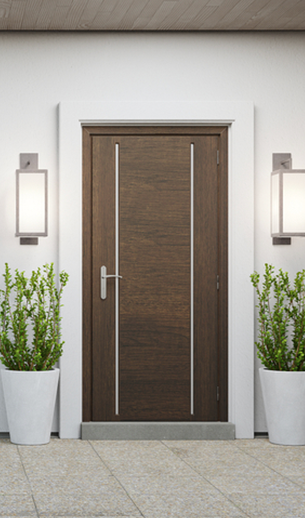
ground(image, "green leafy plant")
xmin=251 ymin=264 xmax=305 ymax=371
xmin=0 ymin=263 xmax=69 ymax=371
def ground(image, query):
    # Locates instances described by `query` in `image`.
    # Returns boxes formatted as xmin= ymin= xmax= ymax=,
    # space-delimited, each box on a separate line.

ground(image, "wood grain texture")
xmin=101 ymin=0 xmax=135 ymax=30
xmin=62 ymin=0 xmax=88 ymax=30
xmin=82 ymin=126 xmax=228 ymax=423
xmin=91 ymin=136 xmax=116 ymax=421
xmin=35 ymin=0 xmax=57 ymax=29
xmin=2 ymin=0 xmax=303 ymax=30
xmin=18 ymin=0 xmax=44 ymax=30
xmin=5 ymin=0 xmax=25 ymax=30
xmin=144 ymin=1 xmax=178 ymax=30
xmin=119 ymin=136 xmax=191 ymax=420
xmin=117 ymin=0 xmax=150 ymax=30
xmin=76 ymin=0 xmax=104 ymax=30
xmin=193 ymin=136 xmax=218 ymax=421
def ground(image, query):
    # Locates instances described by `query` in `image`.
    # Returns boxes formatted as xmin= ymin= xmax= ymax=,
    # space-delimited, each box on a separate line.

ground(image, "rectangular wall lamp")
xmin=16 ymin=154 xmax=48 ymax=245
xmin=271 ymin=153 xmax=305 ymax=245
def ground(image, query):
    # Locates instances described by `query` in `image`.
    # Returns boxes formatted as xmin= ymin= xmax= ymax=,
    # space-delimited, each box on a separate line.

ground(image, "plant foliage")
xmin=251 ymin=264 xmax=305 ymax=371
xmin=0 ymin=263 xmax=69 ymax=371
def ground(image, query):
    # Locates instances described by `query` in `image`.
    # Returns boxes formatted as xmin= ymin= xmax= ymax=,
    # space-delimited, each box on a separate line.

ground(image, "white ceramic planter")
xmin=259 ymin=367 xmax=305 ymax=445
xmin=0 ymin=368 xmax=59 ymax=445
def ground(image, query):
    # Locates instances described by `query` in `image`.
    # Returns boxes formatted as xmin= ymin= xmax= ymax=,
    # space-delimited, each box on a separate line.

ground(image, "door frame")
xmin=58 ymin=101 xmax=254 ymax=439
xmin=83 ymin=126 xmax=228 ymax=423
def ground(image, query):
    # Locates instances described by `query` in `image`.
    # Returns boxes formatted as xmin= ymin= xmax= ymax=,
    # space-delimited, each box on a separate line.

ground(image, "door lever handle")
xmin=101 ymin=266 xmax=123 ymax=300
xmin=102 ymin=274 xmax=123 ymax=279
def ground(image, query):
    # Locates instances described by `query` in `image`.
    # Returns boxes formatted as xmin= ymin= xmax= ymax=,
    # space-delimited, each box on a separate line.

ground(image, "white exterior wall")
xmin=0 ymin=31 xmax=304 ymax=435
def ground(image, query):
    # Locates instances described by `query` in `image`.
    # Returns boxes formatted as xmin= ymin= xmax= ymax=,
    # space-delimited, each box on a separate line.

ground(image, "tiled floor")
xmin=1 ymin=437 xmax=305 ymax=517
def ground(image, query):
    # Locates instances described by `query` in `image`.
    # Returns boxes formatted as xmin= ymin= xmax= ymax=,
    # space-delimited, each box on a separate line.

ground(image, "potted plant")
xmin=251 ymin=264 xmax=305 ymax=445
xmin=0 ymin=263 xmax=68 ymax=445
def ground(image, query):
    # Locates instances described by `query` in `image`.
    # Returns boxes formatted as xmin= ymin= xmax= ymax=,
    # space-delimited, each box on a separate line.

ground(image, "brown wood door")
xmin=83 ymin=127 xmax=228 ymax=422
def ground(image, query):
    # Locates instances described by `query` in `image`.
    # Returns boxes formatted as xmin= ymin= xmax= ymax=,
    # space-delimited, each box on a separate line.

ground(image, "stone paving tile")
xmin=0 ymin=446 xmax=32 ymax=495
xmin=33 ymin=491 xmax=141 ymax=516
xmin=19 ymin=439 xmax=113 ymax=483
xmin=91 ymin=440 xmax=219 ymax=487
xmin=163 ymin=439 xmax=270 ymax=475
xmin=108 ymin=488 xmax=246 ymax=518
xmin=228 ymin=490 xmax=305 ymax=517
xmin=0 ymin=439 xmax=12 ymax=446
xmin=91 ymin=440 xmax=228 ymax=478
xmin=286 ymin=475 xmax=305 ymax=489
xmin=91 ymin=441 xmax=247 ymax=517
xmin=1 ymin=438 xmax=305 ymax=518
xmin=235 ymin=438 xmax=277 ymax=449
xmin=207 ymin=473 xmax=301 ymax=495
xmin=31 ymin=476 xmax=142 ymax=516
xmin=237 ymin=446 xmax=305 ymax=477
xmin=164 ymin=439 xmax=305 ymax=495
xmin=19 ymin=438 xmax=99 ymax=464
xmin=0 ymin=494 xmax=37 ymax=516
xmin=18 ymin=440 xmax=142 ymax=517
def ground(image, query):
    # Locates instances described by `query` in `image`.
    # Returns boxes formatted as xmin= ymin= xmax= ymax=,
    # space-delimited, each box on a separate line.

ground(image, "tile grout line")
xmin=88 ymin=440 xmax=146 ymax=518
xmin=234 ymin=441 xmax=305 ymax=493
xmin=160 ymin=440 xmax=252 ymax=518
xmin=17 ymin=444 xmax=40 ymax=518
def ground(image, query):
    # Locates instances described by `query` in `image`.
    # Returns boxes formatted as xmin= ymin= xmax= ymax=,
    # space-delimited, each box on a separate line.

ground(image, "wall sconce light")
xmin=16 ymin=154 xmax=48 ymax=245
xmin=271 ymin=153 xmax=305 ymax=245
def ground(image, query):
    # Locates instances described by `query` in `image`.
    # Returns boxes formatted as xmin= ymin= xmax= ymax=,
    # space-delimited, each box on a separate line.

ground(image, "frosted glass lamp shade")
xmin=16 ymin=170 xmax=48 ymax=236
xmin=271 ymin=169 xmax=305 ymax=237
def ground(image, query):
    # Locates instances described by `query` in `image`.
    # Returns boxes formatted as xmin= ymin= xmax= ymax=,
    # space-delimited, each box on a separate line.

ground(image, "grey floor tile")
xmin=118 ymin=487 xmax=247 ymax=517
xmin=228 ymin=490 xmax=305 ymax=517
xmin=235 ymin=438 xmax=275 ymax=449
xmin=18 ymin=440 xmax=141 ymax=517
xmin=286 ymin=475 xmax=305 ymax=489
xmin=0 ymin=448 xmax=32 ymax=495
xmin=29 ymin=472 xmax=141 ymax=516
xmin=163 ymin=437 xmax=283 ymax=486
xmin=163 ymin=439 xmax=237 ymax=450
xmin=32 ymin=483 xmax=141 ymax=516
xmin=91 ymin=440 xmax=214 ymax=478
xmin=19 ymin=439 xmax=113 ymax=488
xmin=205 ymin=471 xmax=302 ymax=495
xmin=2 ymin=438 xmax=305 ymax=518
xmin=0 ymin=439 xmax=14 ymax=446
xmin=0 ymin=494 xmax=37 ymax=516
xmin=90 ymin=442 xmax=246 ymax=517
xmin=34 ymin=493 xmax=141 ymax=516
xmin=238 ymin=447 xmax=305 ymax=477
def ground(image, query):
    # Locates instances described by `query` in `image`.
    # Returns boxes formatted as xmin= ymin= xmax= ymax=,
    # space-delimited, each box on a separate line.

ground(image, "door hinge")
xmin=217 ymin=275 xmax=219 ymax=290
xmin=217 ymin=150 xmax=219 ymax=165
xmin=217 ymin=386 xmax=220 ymax=401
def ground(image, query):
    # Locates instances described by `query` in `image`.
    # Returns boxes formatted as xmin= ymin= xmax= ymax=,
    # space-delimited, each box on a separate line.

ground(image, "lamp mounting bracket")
xmin=273 ymin=153 xmax=292 ymax=171
xmin=20 ymin=153 xmax=38 ymax=170
xmin=272 ymin=237 xmax=291 ymax=245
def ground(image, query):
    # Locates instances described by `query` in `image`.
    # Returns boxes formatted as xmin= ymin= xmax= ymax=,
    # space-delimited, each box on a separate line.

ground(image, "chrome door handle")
xmin=101 ymin=266 xmax=122 ymax=300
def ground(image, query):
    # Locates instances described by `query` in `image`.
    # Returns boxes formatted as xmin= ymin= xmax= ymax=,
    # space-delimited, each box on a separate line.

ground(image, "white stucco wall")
xmin=0 ymin=31 xmax=304 ymax=435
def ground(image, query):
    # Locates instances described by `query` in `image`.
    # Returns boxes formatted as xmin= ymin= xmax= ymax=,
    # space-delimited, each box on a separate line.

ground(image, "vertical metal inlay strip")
xmin=190 ymin=143 xmax=194 ymax=415
xmin=115 ymin=143 xmax=119 ymax=415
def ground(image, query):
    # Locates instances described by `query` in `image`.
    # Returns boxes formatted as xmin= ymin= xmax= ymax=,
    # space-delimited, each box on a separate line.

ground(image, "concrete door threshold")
xmin=81 ymin=422 xmax=235 ymax=440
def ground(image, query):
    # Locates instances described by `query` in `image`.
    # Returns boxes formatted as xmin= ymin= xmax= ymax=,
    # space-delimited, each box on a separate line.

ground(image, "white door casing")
xmin=58 ymin=101 xmax=254 ymax=439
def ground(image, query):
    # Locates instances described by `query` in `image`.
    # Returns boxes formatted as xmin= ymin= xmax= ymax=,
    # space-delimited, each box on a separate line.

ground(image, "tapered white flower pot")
xmin=259 ymin=367 xmax=305 ymax=445
xmin=0 ymin=368 xmax=59 ymax=445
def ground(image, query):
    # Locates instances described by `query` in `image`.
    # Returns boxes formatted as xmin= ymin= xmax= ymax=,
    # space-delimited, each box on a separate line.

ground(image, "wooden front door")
xmin=83 ymin=126 xmax=228 ymax=422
